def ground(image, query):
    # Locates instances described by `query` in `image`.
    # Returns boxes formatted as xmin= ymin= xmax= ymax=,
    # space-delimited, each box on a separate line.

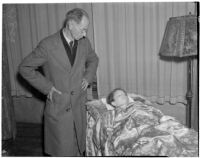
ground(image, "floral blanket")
xmin=86 ymin=96 xmax=198 ymax=157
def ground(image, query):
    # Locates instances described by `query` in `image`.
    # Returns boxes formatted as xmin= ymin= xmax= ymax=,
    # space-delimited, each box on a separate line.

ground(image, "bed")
xmin=86 ymin=93 xmax=198 ymax=156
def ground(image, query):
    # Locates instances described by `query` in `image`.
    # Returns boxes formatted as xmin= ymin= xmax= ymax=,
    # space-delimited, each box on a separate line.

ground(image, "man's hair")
xmin=63 ymin=8 xmax=89 ymax=28
xmin=106 ymin=88 xmax=127 ymax=105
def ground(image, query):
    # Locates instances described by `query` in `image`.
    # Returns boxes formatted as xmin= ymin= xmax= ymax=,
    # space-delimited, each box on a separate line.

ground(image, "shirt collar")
xmin=62 ymin=29 xmax=73 ymax=44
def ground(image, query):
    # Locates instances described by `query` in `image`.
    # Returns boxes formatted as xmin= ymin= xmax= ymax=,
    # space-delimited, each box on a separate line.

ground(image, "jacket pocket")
xmin=45 ymin=92 xmax=71 ymax=120
xmin=52 ymin=91 xmax=64 ymax=106
xmin=45 ymin=92 xmax=64 ymax=120
xmin=44 ymin=99 xmax=58 ymax=121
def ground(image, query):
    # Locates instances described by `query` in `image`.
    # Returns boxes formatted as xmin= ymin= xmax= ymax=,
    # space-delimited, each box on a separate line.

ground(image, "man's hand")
xmin=81 ymin=78 xmax=89 ymax=91
xmin=47 ymin=86 xmax=62 ymax=101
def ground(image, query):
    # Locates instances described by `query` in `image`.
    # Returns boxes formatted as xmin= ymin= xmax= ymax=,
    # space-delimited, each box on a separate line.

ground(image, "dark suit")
xmin=19 ymin=30 xmax=99 ymax=156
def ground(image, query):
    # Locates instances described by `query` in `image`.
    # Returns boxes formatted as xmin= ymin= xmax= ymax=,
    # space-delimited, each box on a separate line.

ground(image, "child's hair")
xmin=106 ymin=88 xmax=127 ymax=105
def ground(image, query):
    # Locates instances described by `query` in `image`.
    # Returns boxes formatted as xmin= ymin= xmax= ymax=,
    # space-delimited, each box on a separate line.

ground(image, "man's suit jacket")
xmin=19 ymin=30 xmax=99 ymax=156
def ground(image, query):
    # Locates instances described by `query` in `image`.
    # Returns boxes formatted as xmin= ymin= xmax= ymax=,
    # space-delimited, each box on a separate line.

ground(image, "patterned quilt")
xmin=86 ymin=96 xmax=198 ymax=157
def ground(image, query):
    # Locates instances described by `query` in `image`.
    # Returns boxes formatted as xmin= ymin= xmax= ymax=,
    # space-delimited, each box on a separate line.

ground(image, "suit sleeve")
xmin=84 ymin=39 xmax=99 ymax=84
xmin=19 ymin=41 xmax=53 ymax=95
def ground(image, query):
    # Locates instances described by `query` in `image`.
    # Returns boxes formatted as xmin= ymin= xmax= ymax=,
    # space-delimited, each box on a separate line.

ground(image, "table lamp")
xmin=159 ymin=14 xmax=197 ymax=128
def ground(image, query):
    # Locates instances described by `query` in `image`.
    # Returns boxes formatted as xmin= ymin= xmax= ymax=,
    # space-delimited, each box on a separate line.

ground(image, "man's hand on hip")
xmin=47 ymin=86 xmax=62 ymax=101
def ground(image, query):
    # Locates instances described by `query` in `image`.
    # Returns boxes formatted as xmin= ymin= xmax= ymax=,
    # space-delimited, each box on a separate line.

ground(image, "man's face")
xmin=69 ymin=16 xmax=89 ymax=40
xmin=112 ymin=90 xmax=129 ymax=107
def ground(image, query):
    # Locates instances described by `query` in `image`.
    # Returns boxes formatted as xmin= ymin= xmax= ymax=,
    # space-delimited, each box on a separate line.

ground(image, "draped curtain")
xmin=2 ymin=22 xmax=16 ymax=140
xmin=4 ymin=2 xmax=197 ymax=105
xmin=92 ymin=2 xmax=197 ymax=105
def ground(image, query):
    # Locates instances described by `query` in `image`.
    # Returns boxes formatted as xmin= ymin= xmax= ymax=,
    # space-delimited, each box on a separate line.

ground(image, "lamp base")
xmin=186 ymin=58 xmax=193 ymax=128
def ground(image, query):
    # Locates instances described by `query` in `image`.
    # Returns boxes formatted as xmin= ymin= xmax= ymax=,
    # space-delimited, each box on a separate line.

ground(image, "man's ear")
xmin=68 ymin=20 xmax=74 ymax=30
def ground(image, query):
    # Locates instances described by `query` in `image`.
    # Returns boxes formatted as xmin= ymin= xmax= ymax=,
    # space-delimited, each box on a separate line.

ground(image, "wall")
xmin=13 ymin=87 xmax=94 ymax=123
xmin=13 ymin=96 xmax=186 ymax=125
xmin=13 ymin=97 xmax=45 ymax=123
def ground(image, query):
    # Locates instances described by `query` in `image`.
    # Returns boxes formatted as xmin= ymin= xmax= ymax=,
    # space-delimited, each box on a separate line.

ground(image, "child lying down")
xmin=104 ymin=88 xmax=175 ymax=130
xmin=86 ymin=88 xmax=198 ymax=156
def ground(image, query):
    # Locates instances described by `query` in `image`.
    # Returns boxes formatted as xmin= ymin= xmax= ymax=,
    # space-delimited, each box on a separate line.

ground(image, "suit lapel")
xmin=53 ymin=31 xmax=85 ymax=75
xmin=53 ymin=32 xmax=72 ymax=72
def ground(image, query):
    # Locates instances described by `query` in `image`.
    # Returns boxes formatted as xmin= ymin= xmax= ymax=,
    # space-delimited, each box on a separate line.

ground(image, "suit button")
xmin=71 ymin=91 xmax=74 ymax=95
xmin=66 ymin=107 xmax=71 ymax=112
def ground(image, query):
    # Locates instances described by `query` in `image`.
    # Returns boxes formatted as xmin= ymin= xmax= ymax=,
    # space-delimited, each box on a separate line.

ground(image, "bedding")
xmin=86 ymin=94 xmax=198 ymax=156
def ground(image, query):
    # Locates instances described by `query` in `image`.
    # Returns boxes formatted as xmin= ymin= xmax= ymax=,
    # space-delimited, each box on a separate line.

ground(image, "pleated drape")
xmin=2 ymin=20 xmax=16 ymax=140
xmin=92 ymin=2 xmax=196 ymax=105
xmin=3 ymin=3 xmax=94 ymax=96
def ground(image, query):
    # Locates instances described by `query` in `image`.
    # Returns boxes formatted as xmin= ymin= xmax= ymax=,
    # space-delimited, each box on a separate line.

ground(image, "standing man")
xmin=19 ymin=8 xmax=99 ymax=156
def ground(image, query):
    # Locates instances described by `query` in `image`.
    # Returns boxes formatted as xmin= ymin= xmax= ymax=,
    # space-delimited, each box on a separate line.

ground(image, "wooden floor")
xmin=2 ymin=123 xmax=44 ymax=156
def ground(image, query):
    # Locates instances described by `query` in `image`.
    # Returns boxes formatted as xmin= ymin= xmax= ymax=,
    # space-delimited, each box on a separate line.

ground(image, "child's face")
xmin=112 ymin=90 xmax=129 ymax=107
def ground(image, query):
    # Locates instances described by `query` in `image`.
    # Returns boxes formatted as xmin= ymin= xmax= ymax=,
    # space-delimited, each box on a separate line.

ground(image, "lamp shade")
xmin=159 ymin=15 xmax=197 ymax=57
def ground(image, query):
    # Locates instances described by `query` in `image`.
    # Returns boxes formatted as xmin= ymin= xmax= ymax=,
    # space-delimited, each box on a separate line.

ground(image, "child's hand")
xmin=133 ymin=97 xmax=145 ymax=102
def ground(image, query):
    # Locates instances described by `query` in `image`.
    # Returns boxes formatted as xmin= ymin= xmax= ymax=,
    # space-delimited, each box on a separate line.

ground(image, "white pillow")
xmin=101 ymin=98 xmax=114 ymax=110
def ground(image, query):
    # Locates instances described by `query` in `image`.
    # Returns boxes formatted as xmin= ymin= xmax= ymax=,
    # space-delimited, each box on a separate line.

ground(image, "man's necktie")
xmin=69 ymin=41 xmax=73 ymax=50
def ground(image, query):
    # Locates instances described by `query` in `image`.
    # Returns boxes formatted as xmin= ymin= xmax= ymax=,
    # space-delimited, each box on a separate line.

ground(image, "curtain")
xmin=2 ymin=19 xmax=16 ymax=140
xmin=3 ymin=3 xmax=94 ymax=97
xmin=92 ymin=2 xmax=196 ymax=105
